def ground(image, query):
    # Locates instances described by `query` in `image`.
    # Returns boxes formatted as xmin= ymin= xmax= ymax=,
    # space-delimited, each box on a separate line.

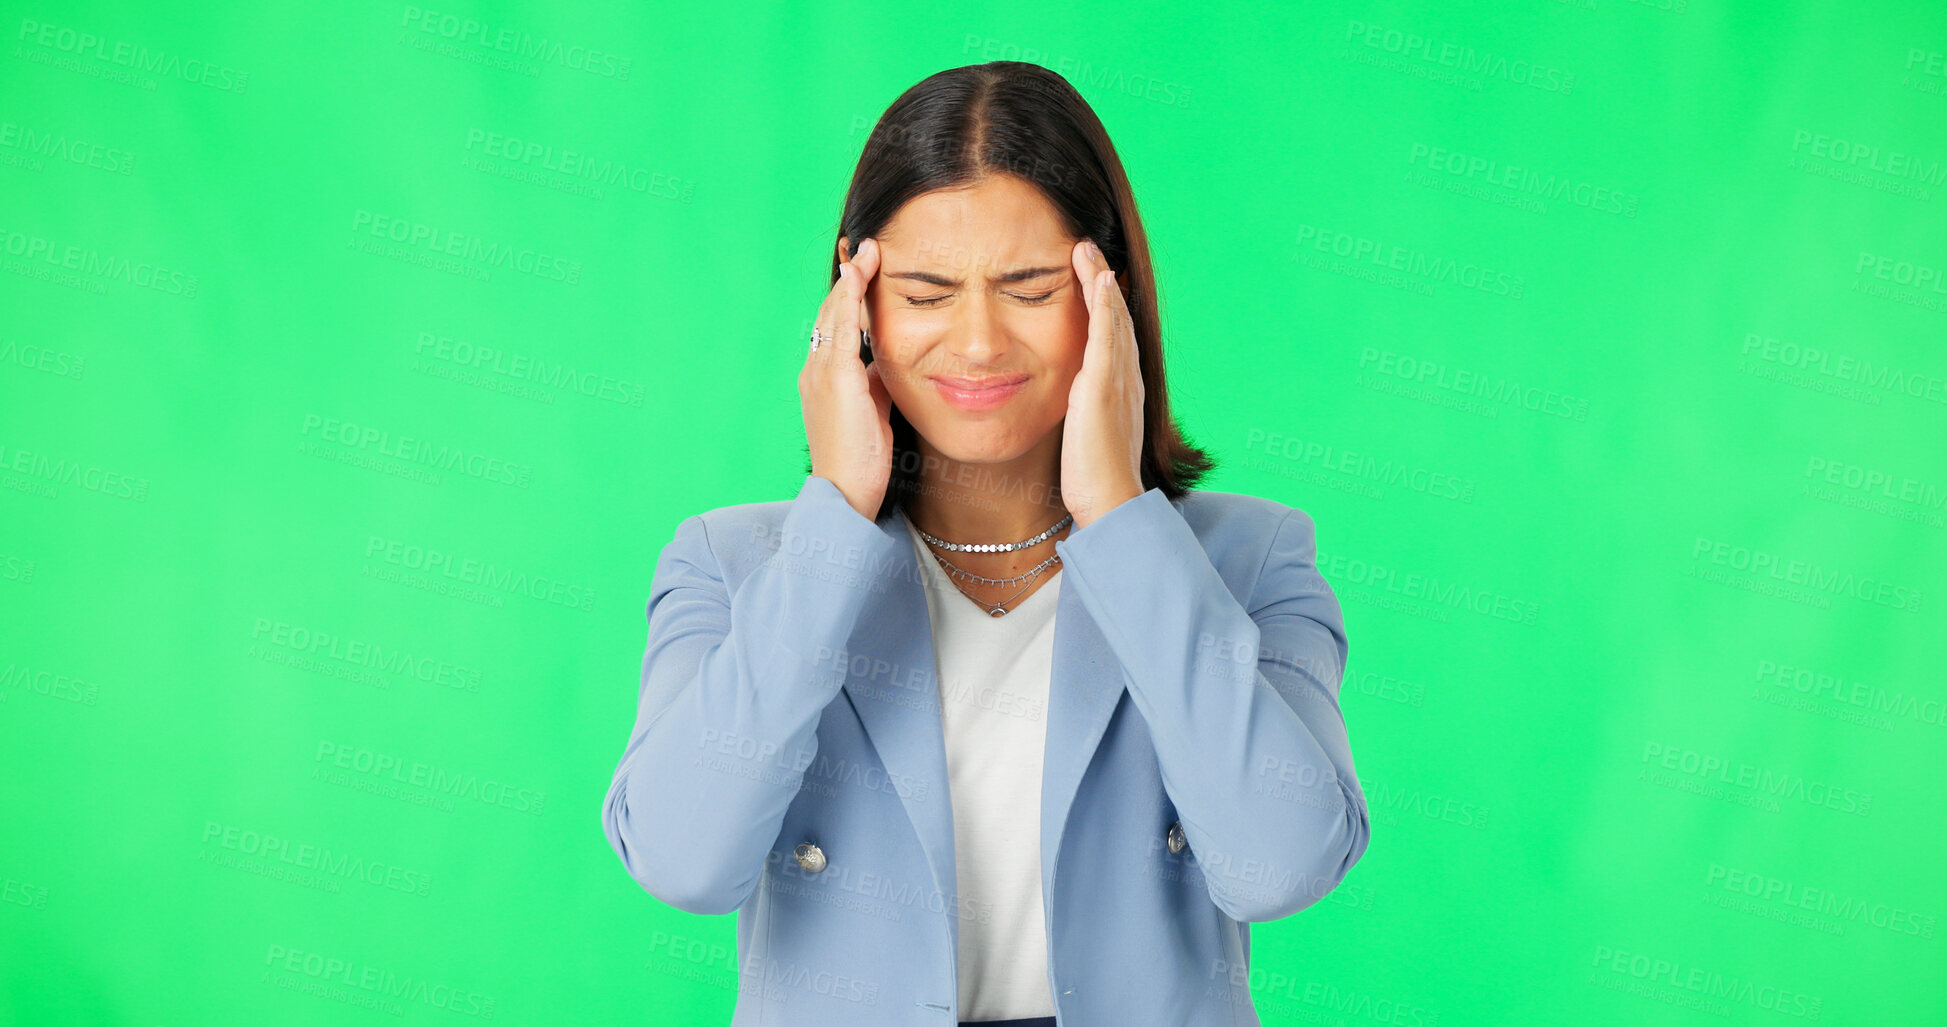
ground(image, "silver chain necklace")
xmin=930 ymin=549 xmax=1061 ymax=586
xmin=927 ymin=550 xmax=1061 ymax=617
xmin=909 ymin=511 xmax=1071 ymax=617
xmin=912 ymin=513 xmax=1073 ymax=552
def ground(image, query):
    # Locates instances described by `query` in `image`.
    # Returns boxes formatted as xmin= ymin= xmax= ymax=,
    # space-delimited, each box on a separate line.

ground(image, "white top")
xmin=903 ymin=515 xmax=1061 ymax=1022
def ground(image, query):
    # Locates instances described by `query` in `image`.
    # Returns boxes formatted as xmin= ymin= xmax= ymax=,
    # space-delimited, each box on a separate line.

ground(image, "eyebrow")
xmin=882 ymin=266 xmax=1069 ymax=287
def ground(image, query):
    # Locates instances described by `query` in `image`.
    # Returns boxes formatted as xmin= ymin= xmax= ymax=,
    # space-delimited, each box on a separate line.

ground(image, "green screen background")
xmin=4 ymin=1 xmax=1943 ymax=1023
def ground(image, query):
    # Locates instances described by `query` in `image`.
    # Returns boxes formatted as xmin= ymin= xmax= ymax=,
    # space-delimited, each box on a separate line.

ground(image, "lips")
xmin=931 ymin=374 xmax=1029 ymax=411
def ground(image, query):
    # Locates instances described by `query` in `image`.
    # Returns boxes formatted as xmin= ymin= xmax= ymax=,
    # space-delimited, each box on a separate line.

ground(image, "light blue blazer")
xmin=602 ymin=474 xmax=1370 ymax=1026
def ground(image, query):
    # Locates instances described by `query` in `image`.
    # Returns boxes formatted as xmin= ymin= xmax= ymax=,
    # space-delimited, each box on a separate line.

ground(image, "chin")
xmin=932 ymin=434 xmax=1024 ymax=463
xmin=913 ymin=413 xmax=1037 ymax=463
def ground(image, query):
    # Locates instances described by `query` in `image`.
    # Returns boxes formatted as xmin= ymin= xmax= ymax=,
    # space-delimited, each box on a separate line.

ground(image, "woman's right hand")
xmin=801 ymin=237 xmax=892 ymax=522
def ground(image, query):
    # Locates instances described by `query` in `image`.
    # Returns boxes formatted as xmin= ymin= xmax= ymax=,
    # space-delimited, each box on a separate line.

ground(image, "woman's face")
xmin=846 ymin=174 xmax=1094 ymax=470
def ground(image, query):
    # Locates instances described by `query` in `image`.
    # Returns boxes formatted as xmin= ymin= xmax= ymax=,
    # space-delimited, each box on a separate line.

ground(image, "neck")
xmin=900 ymin=433 xmax=1071 ymax=550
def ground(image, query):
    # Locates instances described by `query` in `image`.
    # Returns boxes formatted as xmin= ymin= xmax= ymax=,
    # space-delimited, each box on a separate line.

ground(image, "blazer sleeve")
xmin=1051 ymin=487 xmax=1369 ymax=923
xmin=601 ymin=475 xmax=901 ymax=915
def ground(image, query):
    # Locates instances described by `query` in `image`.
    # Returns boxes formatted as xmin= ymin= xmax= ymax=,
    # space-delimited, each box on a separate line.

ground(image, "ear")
xmin=837 ymin=235 xmax=852 ymax=264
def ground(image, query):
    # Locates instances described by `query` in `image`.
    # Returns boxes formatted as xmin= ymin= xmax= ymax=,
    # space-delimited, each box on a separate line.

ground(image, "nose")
xmin=948 ymin=293 xmax=1010 ymax=366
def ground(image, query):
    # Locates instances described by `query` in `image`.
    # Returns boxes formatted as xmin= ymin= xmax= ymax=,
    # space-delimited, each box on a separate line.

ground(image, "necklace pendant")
xmin=988 ymin=606 xmax=1007 ymax=617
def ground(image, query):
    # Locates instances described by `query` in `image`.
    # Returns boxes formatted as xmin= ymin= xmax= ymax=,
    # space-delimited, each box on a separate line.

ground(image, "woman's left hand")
xmin=1060 ymin=238 xmax=1147 ymax=531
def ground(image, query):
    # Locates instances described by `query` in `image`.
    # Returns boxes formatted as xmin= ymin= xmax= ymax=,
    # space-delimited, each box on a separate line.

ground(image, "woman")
xmin=602 ymin=61 xmax=1370 ymax=1027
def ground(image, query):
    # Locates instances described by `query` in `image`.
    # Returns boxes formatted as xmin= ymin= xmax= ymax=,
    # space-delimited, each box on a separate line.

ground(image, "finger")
xmin=852 ymin=238 xmax=882 ymax=360
xmin=812 ymin=259 xmax=861 ymax=369
xmin=852 ymin=237 xmax=881 ymax=282
xmin=830 ymin=260 xmax=864 ymax=368
xmin=1101 ymin=266 xmax=1136 ymax=375
xmin=1070 ymin=239 xmax=1101 ymax=317
xmin=809 ymin=270 xmax=843 ymax=369
xmin=1080 ymin=267 xmax=1115 ymax=379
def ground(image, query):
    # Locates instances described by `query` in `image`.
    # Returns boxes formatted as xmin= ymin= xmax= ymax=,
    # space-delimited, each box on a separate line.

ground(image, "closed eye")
xmin=904 ymin=290 xmax=1057 ymax=308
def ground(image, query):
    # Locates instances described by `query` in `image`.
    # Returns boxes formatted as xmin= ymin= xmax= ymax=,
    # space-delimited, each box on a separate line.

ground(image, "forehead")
xmin=877 ymin=174 xmax=1073 ymax=267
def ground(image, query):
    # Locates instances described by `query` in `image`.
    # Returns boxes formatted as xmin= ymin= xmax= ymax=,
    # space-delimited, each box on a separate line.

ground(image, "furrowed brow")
xmin=884 ymin=266 xmax=1069 ymax=287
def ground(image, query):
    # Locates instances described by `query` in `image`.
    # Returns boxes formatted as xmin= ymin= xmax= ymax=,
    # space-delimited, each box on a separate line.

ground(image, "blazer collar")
xmin=838 ymin=506 xmax=1126 ymax=959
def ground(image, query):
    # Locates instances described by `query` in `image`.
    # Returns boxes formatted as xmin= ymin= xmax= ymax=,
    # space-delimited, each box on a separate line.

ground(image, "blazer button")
xmin=1166 ymin=821 xmax=1187 ymax=854
xmin=793 ymin=842 xmax=827 ymax=873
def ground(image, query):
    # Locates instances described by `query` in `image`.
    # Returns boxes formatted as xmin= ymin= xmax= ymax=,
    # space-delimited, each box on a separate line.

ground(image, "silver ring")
xmin=809 ymin=329 xmax=833 ymax=352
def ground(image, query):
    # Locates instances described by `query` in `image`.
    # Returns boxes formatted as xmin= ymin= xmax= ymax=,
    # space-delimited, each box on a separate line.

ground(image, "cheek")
xmin=865 ymin=324 xmax=930 ymax=393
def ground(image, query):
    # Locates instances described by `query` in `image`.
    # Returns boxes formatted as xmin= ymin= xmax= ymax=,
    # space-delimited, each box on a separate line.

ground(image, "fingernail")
xmin=1086 ymin=239 xmax=1103 ymax=261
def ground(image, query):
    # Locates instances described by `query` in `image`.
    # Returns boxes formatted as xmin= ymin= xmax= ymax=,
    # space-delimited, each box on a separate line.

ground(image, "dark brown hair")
xmin=809 ymin=60 xmax=1214 ymax=522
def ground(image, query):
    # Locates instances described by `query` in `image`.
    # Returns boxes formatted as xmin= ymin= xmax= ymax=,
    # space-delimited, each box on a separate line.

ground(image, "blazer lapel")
xmin=839 ymin=508 xmax=1127 ymax=955
xmin=839 ymin=511 xmax=956 ymax=946
xmin=1038 ymin=574 xmax=1126 ymax=902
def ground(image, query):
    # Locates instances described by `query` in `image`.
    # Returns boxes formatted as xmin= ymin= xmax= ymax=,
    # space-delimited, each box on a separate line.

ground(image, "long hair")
xmin=812 ymin=60 xmax=1215 ymax=523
